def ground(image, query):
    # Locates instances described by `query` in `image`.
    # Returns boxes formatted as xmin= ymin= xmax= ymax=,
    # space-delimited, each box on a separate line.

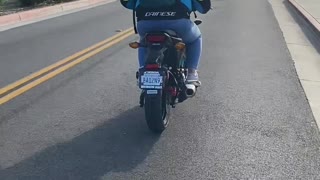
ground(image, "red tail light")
xmin=146 ymin=35 xmax=166 ymax=43
xmin=145 ymin=64 xmax=160 ymax=70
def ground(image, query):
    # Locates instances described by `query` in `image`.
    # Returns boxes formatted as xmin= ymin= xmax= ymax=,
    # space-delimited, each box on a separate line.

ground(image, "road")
xmin=1 ymin=0 xmax=320 ymax=179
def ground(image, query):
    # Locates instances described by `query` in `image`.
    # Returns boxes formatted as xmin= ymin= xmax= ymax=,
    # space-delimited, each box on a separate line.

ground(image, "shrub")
xmin=18 ymin=0 xmax=75 ymax=7
xmin=0 ymin=0 xmax=5 ymax=6
xmin=19 ymin=0 xmax=46 ymax=6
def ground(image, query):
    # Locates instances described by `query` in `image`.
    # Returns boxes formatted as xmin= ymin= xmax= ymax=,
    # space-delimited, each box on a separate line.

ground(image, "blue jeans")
xmin=137 ymin=19 xmax=202 ymax=69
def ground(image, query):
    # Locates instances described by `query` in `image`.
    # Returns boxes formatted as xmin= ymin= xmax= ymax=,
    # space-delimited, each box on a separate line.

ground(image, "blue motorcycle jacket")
xmin=120 ymin=0 xmax=211 ymax=21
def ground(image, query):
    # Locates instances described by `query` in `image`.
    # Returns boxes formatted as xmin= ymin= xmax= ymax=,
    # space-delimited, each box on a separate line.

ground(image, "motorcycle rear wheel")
xmin=144 ymin=90 xmax=170 ymax=133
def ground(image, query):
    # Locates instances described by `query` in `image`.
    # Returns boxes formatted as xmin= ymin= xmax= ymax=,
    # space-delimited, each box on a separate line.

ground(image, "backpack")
xmin=138 ymin=0 xmax=177 ymax=8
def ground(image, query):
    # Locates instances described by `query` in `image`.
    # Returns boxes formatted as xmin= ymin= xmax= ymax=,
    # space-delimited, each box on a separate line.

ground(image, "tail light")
xmin=145 ymin=64 xmax=160 ymax=70
xmin=146 ymin=35 xmax=166 ymax=43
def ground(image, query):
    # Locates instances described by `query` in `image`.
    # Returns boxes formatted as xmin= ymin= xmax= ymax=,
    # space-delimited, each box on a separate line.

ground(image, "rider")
xmin=120 ymin=0 xmax=211 ymax=84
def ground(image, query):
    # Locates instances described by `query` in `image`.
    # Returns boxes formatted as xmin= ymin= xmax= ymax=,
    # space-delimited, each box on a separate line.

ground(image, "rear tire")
xmin=144 ymin=91 xmax=169 ymax=133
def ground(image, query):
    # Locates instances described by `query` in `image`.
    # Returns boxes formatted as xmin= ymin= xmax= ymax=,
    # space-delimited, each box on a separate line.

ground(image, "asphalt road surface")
xmin=0 ymin=0 xmax=320 ymax=179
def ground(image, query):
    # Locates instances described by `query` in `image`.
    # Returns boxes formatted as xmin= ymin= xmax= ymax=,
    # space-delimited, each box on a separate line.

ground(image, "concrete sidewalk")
xmin=288 ymin=0 xmax=320 ymax=35
xmin=274 ymin=0 xmax=320 ymax=129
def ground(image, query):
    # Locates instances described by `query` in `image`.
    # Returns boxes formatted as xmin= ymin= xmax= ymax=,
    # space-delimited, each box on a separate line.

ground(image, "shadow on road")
xmin=0 ymin=106 xmax=159 ymax=180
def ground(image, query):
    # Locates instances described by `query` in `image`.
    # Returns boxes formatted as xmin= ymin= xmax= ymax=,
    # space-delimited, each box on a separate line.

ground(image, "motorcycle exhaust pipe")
xmin=185 ymin=84 xmax=196 ymax=98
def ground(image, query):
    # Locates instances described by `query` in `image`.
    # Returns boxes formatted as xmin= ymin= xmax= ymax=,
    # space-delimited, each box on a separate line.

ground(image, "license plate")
xmin=140 ymin=71 xmax=163 ymax=89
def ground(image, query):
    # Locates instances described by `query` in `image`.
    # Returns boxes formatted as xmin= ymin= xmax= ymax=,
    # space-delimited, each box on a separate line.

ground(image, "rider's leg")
xmin=185 ymin=36 xmax=202 ymax=83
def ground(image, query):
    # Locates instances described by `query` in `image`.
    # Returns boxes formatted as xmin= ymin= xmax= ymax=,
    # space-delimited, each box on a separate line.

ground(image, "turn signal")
xmin=129 ymin=42 xmax=139 ymax=49
xmin=175 ymin=42 xmax=185 ymax=50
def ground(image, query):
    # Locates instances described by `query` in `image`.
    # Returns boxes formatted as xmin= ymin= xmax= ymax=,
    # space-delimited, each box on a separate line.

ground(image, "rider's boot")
xmin=186 ymin=68 xmax=201 ymax=87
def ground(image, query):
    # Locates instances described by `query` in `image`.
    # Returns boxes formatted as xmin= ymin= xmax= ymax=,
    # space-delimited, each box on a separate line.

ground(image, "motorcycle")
xmin=129 ymin=19 xmax=202 ymax=133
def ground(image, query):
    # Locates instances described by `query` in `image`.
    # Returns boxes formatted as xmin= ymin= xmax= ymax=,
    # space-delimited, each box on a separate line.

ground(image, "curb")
xmin=0 ymin=0 xmax=111 ymax=27
xmin=288 ymin=0 xmax=320 ymax=37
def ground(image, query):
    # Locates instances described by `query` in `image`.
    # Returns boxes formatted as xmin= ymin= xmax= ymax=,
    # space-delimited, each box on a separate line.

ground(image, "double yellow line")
xmin=0 ymin=27 xmax=134 ymax=105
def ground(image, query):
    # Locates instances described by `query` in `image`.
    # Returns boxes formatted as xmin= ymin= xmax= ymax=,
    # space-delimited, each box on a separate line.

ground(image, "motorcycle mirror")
xmin=194 ymin=19 xmax=202 ymax=25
